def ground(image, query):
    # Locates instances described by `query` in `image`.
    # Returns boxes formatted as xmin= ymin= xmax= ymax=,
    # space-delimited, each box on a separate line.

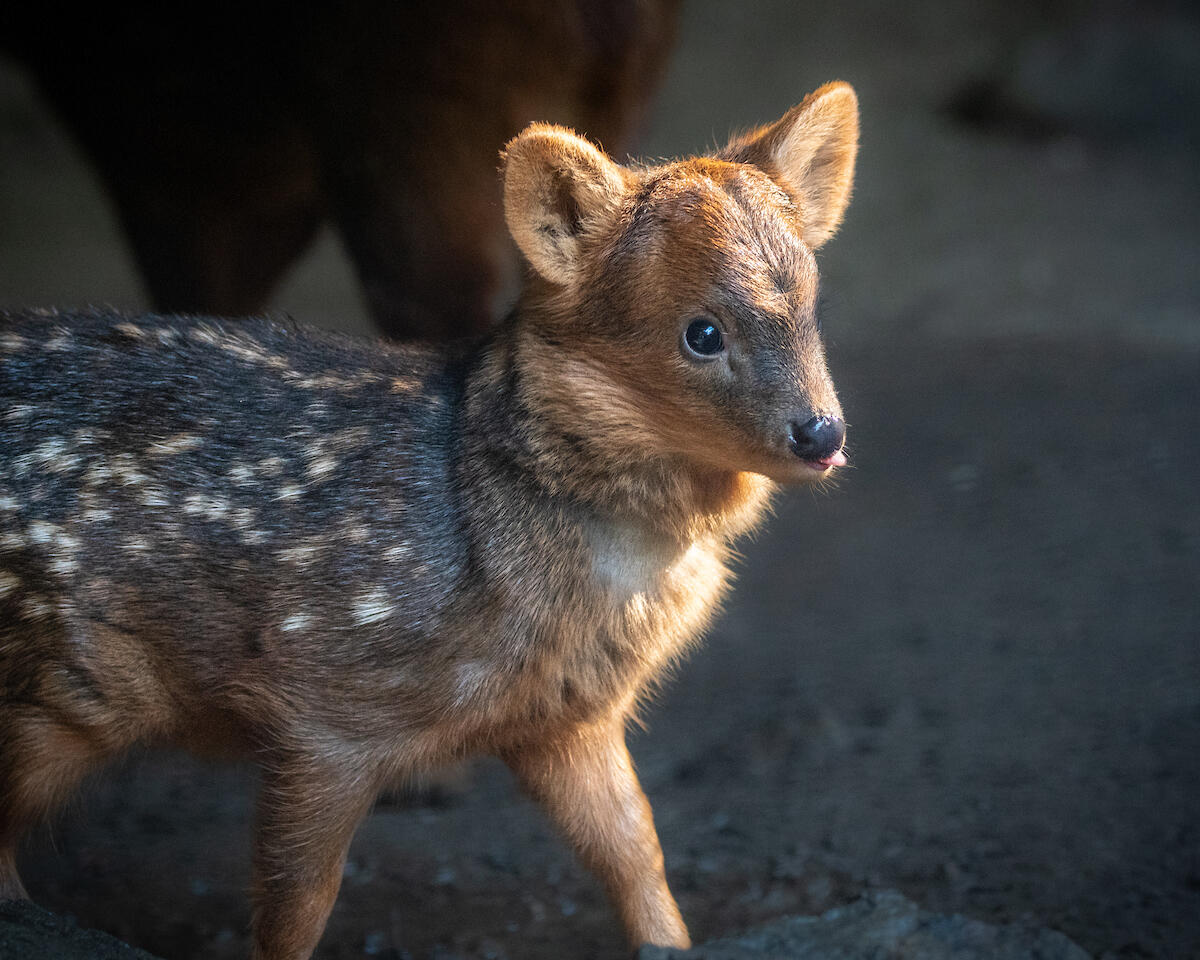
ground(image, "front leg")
xmin=503 ymin=716 xmax=690 ymax=950
xmin=251 ymin=748 xmax=379 ymax=960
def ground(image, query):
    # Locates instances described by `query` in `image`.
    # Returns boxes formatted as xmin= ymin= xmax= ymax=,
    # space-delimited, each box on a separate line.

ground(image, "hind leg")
xmin=0 ymin=711 xmax=108 ymax=900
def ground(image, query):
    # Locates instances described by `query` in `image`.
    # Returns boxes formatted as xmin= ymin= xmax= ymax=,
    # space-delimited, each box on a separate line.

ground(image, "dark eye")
xmin=683 ymin=318 xmax=724 ymax=358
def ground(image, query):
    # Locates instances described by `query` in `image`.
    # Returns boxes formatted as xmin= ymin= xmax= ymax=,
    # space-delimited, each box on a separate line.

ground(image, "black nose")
xmin=789 ymin=415 xmax=845 ymax=461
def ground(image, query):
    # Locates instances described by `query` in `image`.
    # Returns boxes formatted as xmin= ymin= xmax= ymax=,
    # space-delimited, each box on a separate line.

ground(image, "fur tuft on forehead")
xmin=614 ymin=160 xmax=814 ymax=303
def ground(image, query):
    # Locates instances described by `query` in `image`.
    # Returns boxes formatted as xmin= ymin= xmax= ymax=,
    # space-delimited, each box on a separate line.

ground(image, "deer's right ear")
xmin=502 ymin=124 xmax=626 ymax=286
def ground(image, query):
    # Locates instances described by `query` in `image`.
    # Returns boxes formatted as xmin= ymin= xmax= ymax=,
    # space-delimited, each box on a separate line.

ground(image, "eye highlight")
xmin=682 ymin=318 xmax=724 ymax=358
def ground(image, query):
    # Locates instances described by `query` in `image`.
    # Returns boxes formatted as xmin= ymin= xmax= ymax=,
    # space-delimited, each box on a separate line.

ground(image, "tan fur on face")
xmin=503 ymin=91 xmax=857 ymax=485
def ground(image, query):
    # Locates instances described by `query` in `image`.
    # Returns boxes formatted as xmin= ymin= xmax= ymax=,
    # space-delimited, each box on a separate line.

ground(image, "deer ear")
xmin=722 ymin=82 xmax=859 ymax=248
xmin=502 ymin=124 xmax=627 ymax=285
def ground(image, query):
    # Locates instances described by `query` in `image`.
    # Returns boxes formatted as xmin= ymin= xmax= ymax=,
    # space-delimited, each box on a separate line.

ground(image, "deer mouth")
xmin=799 ymin=449 xmax=847 ymax=472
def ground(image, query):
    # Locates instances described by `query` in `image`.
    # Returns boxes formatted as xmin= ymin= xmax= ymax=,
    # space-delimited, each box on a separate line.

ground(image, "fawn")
xmin=0 ymin=82 xmax=859 ymax=958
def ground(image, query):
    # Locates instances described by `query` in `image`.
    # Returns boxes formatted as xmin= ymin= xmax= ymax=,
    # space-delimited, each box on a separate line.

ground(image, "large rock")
xmin=0 ymin=900 xmax=162 ymax=960
xmin=639 ymin=891 xmax=1091 ymax=960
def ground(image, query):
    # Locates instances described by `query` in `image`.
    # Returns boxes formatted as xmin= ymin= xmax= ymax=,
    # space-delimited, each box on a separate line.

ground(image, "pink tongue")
xmin=821 ymin=450 xmax=847 ymax=467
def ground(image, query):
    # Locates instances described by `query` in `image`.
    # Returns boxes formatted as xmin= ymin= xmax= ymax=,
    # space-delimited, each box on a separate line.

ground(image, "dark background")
xmin=2 ymin=1 xmax=1198 ymax=958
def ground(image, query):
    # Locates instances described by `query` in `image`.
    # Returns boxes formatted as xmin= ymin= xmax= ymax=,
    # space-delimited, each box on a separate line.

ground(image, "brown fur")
xmin=2 ymin=2 xmax=681 ymax=340
xmin=0 ymin=83 xmax=859 ymax=958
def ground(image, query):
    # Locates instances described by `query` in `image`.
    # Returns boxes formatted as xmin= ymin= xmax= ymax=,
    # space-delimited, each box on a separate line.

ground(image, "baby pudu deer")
xmin=0 ymin=82 xmax=859 ymax=958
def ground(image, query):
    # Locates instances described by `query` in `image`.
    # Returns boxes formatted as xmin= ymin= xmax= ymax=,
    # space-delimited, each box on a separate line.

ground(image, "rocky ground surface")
xmin=2 ymin=891 xmax=1093 ymax=960
xmin=1 ymin=1 xmax=1197 ymax=959
xmin=0 ymin=901 xmax=161 ymax=960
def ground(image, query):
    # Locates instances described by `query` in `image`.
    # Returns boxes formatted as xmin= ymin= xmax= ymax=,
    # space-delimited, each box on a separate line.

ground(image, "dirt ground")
xmin=2 ymin=2 xmax=1198 ymax=959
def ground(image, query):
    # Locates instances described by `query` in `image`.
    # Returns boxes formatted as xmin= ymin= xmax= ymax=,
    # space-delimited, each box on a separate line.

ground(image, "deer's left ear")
xmin=722 ymin=82 xmax=859 ymax=248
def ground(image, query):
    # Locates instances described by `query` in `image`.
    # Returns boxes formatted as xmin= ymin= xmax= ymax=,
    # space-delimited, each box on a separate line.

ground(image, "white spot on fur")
xmin=140 ymin=487 xmax=171 ymax=508
xmin=81 ymin=508 xmax=113 ymax=523
xmin=342 ymin=522 xmax=371 ymax=545
xmin=229 ymin=507 xmax=257 ymax=528
xmin=4 ymin=405 xmax=35 ymax=423
xmin=84 ymin=461 xmax=114 ymax=485
xmin=122 ymin=538 xmax=151 ymax=554
xmin=182 ymin=495 xmax=208 ymax=515
xmin=56 ymin=529 xmax=80 ymax=553
xmin=305 ymin=454 xmax=338 ymax=481
xmin=329 ymin=426 xmax=371 ymax=451
xmin=276 ymin=543 xmax=322 ymax=565
xmin=21 ymin=594 xmax=53 ymax=620
xmin=112 ymin=456 xmax=149 ymax=486
xmin=0 ymin=570 xmax=19 ymax=597
xmin=280 ymin=613 xmax=312 ymax=632
xmin=146 ymin=433 xmax=204 ymax=456
xmin=454 ymin=661 xmax=492 ymax=705
xmin=190 ymin=328 xmax=287 ymax=371
xmin=115 ymin=322 xmax=144 ymax=339
xmin=275 ymin=484 xmax=303 ymax=502
xmin=188 ymin=326 xmax=219 ymax=346
xmin=228 ymin=465 xmax=255 ymax=484
xmin=590 ymin=520 xmax=675 ymax=598
xmin=181 ymin=494 xmax=231 ymax=520
xmin=242 ymin=529 xmax=270 ymax=545
xmin=43 ymin=330 xmax=72 ymax=351
xmin=381 ymin=543 xmax=410 ymax=563
xmin=14 ymin=438 xmax=82 ymax=476
xmin=352 ymin=587 xmax=394 ymax=625
xmin=49 ymin=554 xmax=78 ymax=576
xmin=0 ymin=333 xmax=29 ymax=353
xmin=221 ymin=338 xmax=267 ymax=364
xmin=0 ymin=495 xmax=17 ymax=512
xmin=27 ymin=520 xmax=57 ymax=545
xmin=287 ymin=369 xmax=383 ymax=391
